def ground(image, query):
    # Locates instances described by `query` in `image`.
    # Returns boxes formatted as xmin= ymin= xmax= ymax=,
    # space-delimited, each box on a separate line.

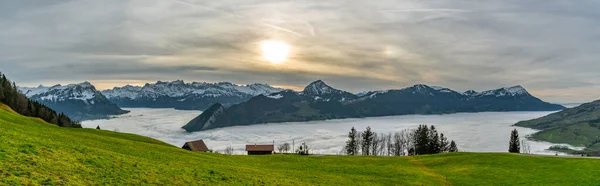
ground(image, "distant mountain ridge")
xmin=102 ymin=80 xmax=285 ymax=110
xmin=19 ymin=82 xmax=128 ymax=121
xmin=183 ymin=80 xmax=565 ymax=132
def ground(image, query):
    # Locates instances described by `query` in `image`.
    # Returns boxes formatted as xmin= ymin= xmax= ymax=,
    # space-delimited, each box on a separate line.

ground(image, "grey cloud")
xmin=2 ymin=0 xmax=600 ymax=102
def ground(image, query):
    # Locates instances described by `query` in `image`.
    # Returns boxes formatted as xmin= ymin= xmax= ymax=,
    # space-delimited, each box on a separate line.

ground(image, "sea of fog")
xmin=82 ymin=108 xmax=580 ymax=155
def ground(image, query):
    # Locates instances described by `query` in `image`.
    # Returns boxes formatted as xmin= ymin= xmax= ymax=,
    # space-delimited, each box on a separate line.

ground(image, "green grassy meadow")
xmin=1 ymin=103 xmax=599 ymax=185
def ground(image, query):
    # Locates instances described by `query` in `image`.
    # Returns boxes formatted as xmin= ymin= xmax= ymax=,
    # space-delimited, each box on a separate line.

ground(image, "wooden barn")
xmin=182 ymin=140 xmax=210 ymax=152
xmin=246 ymin=144 xmax=274 ymax=155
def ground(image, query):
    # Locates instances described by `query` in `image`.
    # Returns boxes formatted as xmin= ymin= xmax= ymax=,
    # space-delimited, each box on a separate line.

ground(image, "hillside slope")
xmin=1 ymin=103 xmax=599 ymax=185
xmin=515 ymin=100 xmax=600 ymax=151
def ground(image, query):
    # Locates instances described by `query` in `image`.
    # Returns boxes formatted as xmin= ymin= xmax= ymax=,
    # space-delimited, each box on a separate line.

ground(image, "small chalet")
xmin=182 ymin=140 xmax=210 ymax=152
xmin=246 ymin=144 xmax=274 ymax=155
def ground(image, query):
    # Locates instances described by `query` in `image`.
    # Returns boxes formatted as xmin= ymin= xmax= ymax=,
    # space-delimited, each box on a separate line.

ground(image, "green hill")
xmin=1 ymin=103 xmax=599 ymax=185
xmin=515 ymin=100 xmax=600 ymax=152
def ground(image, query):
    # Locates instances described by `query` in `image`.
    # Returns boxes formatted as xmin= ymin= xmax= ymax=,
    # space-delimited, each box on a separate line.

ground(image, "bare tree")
xmin=277 ymin=144 xmax=285 ymax=153
xmin=378 ymin=134 xmax=387 ymax=156
xmin=356 ymin=132 xmax=363 ymax=155
xmin=521 ymin=138 xmax=531 ymax=154
xmin=393 ymin=131 xmax=404 ymax=156
xmin=224 ymin=146 xmax=234 ymax=155
xmin=371 ymin=133 xmax=380 ymax=155
xmin=282 ymin=143 xmax=291 ymax=153
xmin=403 ymin=129 xmax=414 ymax=156
xmin=278 ymin=143 xmax=291 ymax=153
xmin=385 ymin=133 xmax=393 ymax=156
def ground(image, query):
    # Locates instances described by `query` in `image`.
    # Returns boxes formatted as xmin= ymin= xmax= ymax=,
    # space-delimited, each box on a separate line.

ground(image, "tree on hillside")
xmin=521 ymin=138 xmax=531 ymax=154
xmin=282 ymin=143 xmax=291 ymax=153
xmin=377 ymin=134 xmax=386 ymax=156
xmin=96 ymin=125 xmax=101 ymax=130
xmin=297 ymin=142 xmax=309 ymax=155
xmin=278 ymin=143 xmax=291 ymax=153
xmin=428 ymin=125 xmax=440 ymax=154
xmin=361 ymin=127 xmax=375 ymax=156
xmin=385 ymin=133 xmax=393 ymax=156
xmin=413 ymin=125 xmax=430 ymax=155
xmin=371 ymin=133 xmax=380 ymax=155
xmin=224 ymin=146 xmax=234 ymax=155
xmin=392 ymin=131 xmax=404 ymax=156
xmin=0 ymin=72 xmax=80 ymax=128
xmin=344 ymin=125 xmax=457 ymax=156
xmin=448 ymin=141 xmax=458 ymax=152
xmin=439 ymin=133 xmax=450 ymax=152
xmin=509 ymin=129 xmax=521 ymax=153
xmin=345 ymin=127 xmax=359 ymax=155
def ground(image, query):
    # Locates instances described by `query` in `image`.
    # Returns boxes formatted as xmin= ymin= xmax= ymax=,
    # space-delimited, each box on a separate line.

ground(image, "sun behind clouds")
xmin=261 ymin=40 xmax=291 ymax=64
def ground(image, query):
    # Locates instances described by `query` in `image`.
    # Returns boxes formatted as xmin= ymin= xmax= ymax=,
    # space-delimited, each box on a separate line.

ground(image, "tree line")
xmin=344 ymin=125 xmax=458 ymax=156
xmin=0 ymin=72 xmax=81 ymax=128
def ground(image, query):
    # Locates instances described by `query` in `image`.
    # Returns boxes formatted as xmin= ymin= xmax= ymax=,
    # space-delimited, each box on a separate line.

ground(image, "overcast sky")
xmin=1 ymin=0 xmax=599 ymax=103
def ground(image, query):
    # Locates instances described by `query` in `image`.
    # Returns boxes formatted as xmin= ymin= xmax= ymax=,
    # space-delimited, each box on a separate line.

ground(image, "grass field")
xmin=1 ymin=103 xmax=599 ymax=185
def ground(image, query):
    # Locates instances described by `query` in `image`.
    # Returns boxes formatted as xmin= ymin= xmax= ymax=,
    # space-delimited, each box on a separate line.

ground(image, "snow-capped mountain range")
xmin=101 ymin=80 xmax=285 ymax=110
xmin=19 ymin=82 xmax=128 ymax=121
xmin=358 ymin=84 xmax=530 ymax=99
xmin=183 ymin=80 xmax=565 ymax=132
xmin=18 ymin=79 xmax=557 ymax=125
xmin=20 ymin=82 xmax=99 ymax=102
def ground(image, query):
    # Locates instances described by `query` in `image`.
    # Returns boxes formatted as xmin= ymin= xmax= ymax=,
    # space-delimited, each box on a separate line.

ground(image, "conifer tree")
xmin=361 ymin=126 xmax=375 ymax=156
xmin=413 ymin=125 xmax=430 ymax=155
xmin=448 ymin=141 xmax=458 ymax=152
xmin=0 ymin=72 xmax=80 ymax=128
xmin=428 ymin=125 xmax=441 ymax=154
xmin=439 ymin=133 xmax=450 ymax=152
xmin=345 ymin=127 xmax=359 ymax=155
xmin=509 ymin=129 xmax=521 ymax=153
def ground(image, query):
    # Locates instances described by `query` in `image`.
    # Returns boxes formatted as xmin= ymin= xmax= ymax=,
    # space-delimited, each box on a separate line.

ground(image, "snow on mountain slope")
xmin=475 ymin=85 xmax=530 ymax=97
xmin=102 ymin=80 xmax=284 ymax=100
xmin=101 ymin=85 xmax=143 ymax=100
xmin=18 ymin=82 xmax=128 ymax=120
xmin=19 ymin=82 xmax=101 ymax=102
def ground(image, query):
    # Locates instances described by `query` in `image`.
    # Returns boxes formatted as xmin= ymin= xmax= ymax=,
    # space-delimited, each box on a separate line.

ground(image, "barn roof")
xmin=246 ymin=144 xmax=274 ymax=151
xmin=183 ymin=140 xmax=209 ymax=152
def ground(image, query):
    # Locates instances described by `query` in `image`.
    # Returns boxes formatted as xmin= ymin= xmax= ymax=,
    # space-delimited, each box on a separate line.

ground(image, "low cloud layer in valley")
xmin=82 ymin=108 xmax=578 ymax=155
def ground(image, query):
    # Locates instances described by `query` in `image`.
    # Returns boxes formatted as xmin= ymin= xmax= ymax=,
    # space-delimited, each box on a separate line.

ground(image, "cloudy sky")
xmin=1 ymin=0 xmax=599 ymax=103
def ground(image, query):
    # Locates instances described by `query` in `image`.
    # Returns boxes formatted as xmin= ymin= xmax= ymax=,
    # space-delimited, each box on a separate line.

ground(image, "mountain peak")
xmin=77 ymin=81 xmax=93 ymax=88
xmin=303 ymin=80 xmax=335 ymax=95
xmin=302 ymin=80 xmax=357 ymax=101
xmin=463 ymin=90 xmax=478 ymax=96
xmin=402 ymin=84 xmax=434 ymax=92
xmin=172 ymin=80 xmax=185 ymax=85
xmin=502 ymin=85 xmax=528 ymax=95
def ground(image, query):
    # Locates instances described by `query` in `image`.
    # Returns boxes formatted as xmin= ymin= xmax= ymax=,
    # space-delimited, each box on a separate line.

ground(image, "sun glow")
xmin=261 ymin=40 xmax=290 ymax=64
